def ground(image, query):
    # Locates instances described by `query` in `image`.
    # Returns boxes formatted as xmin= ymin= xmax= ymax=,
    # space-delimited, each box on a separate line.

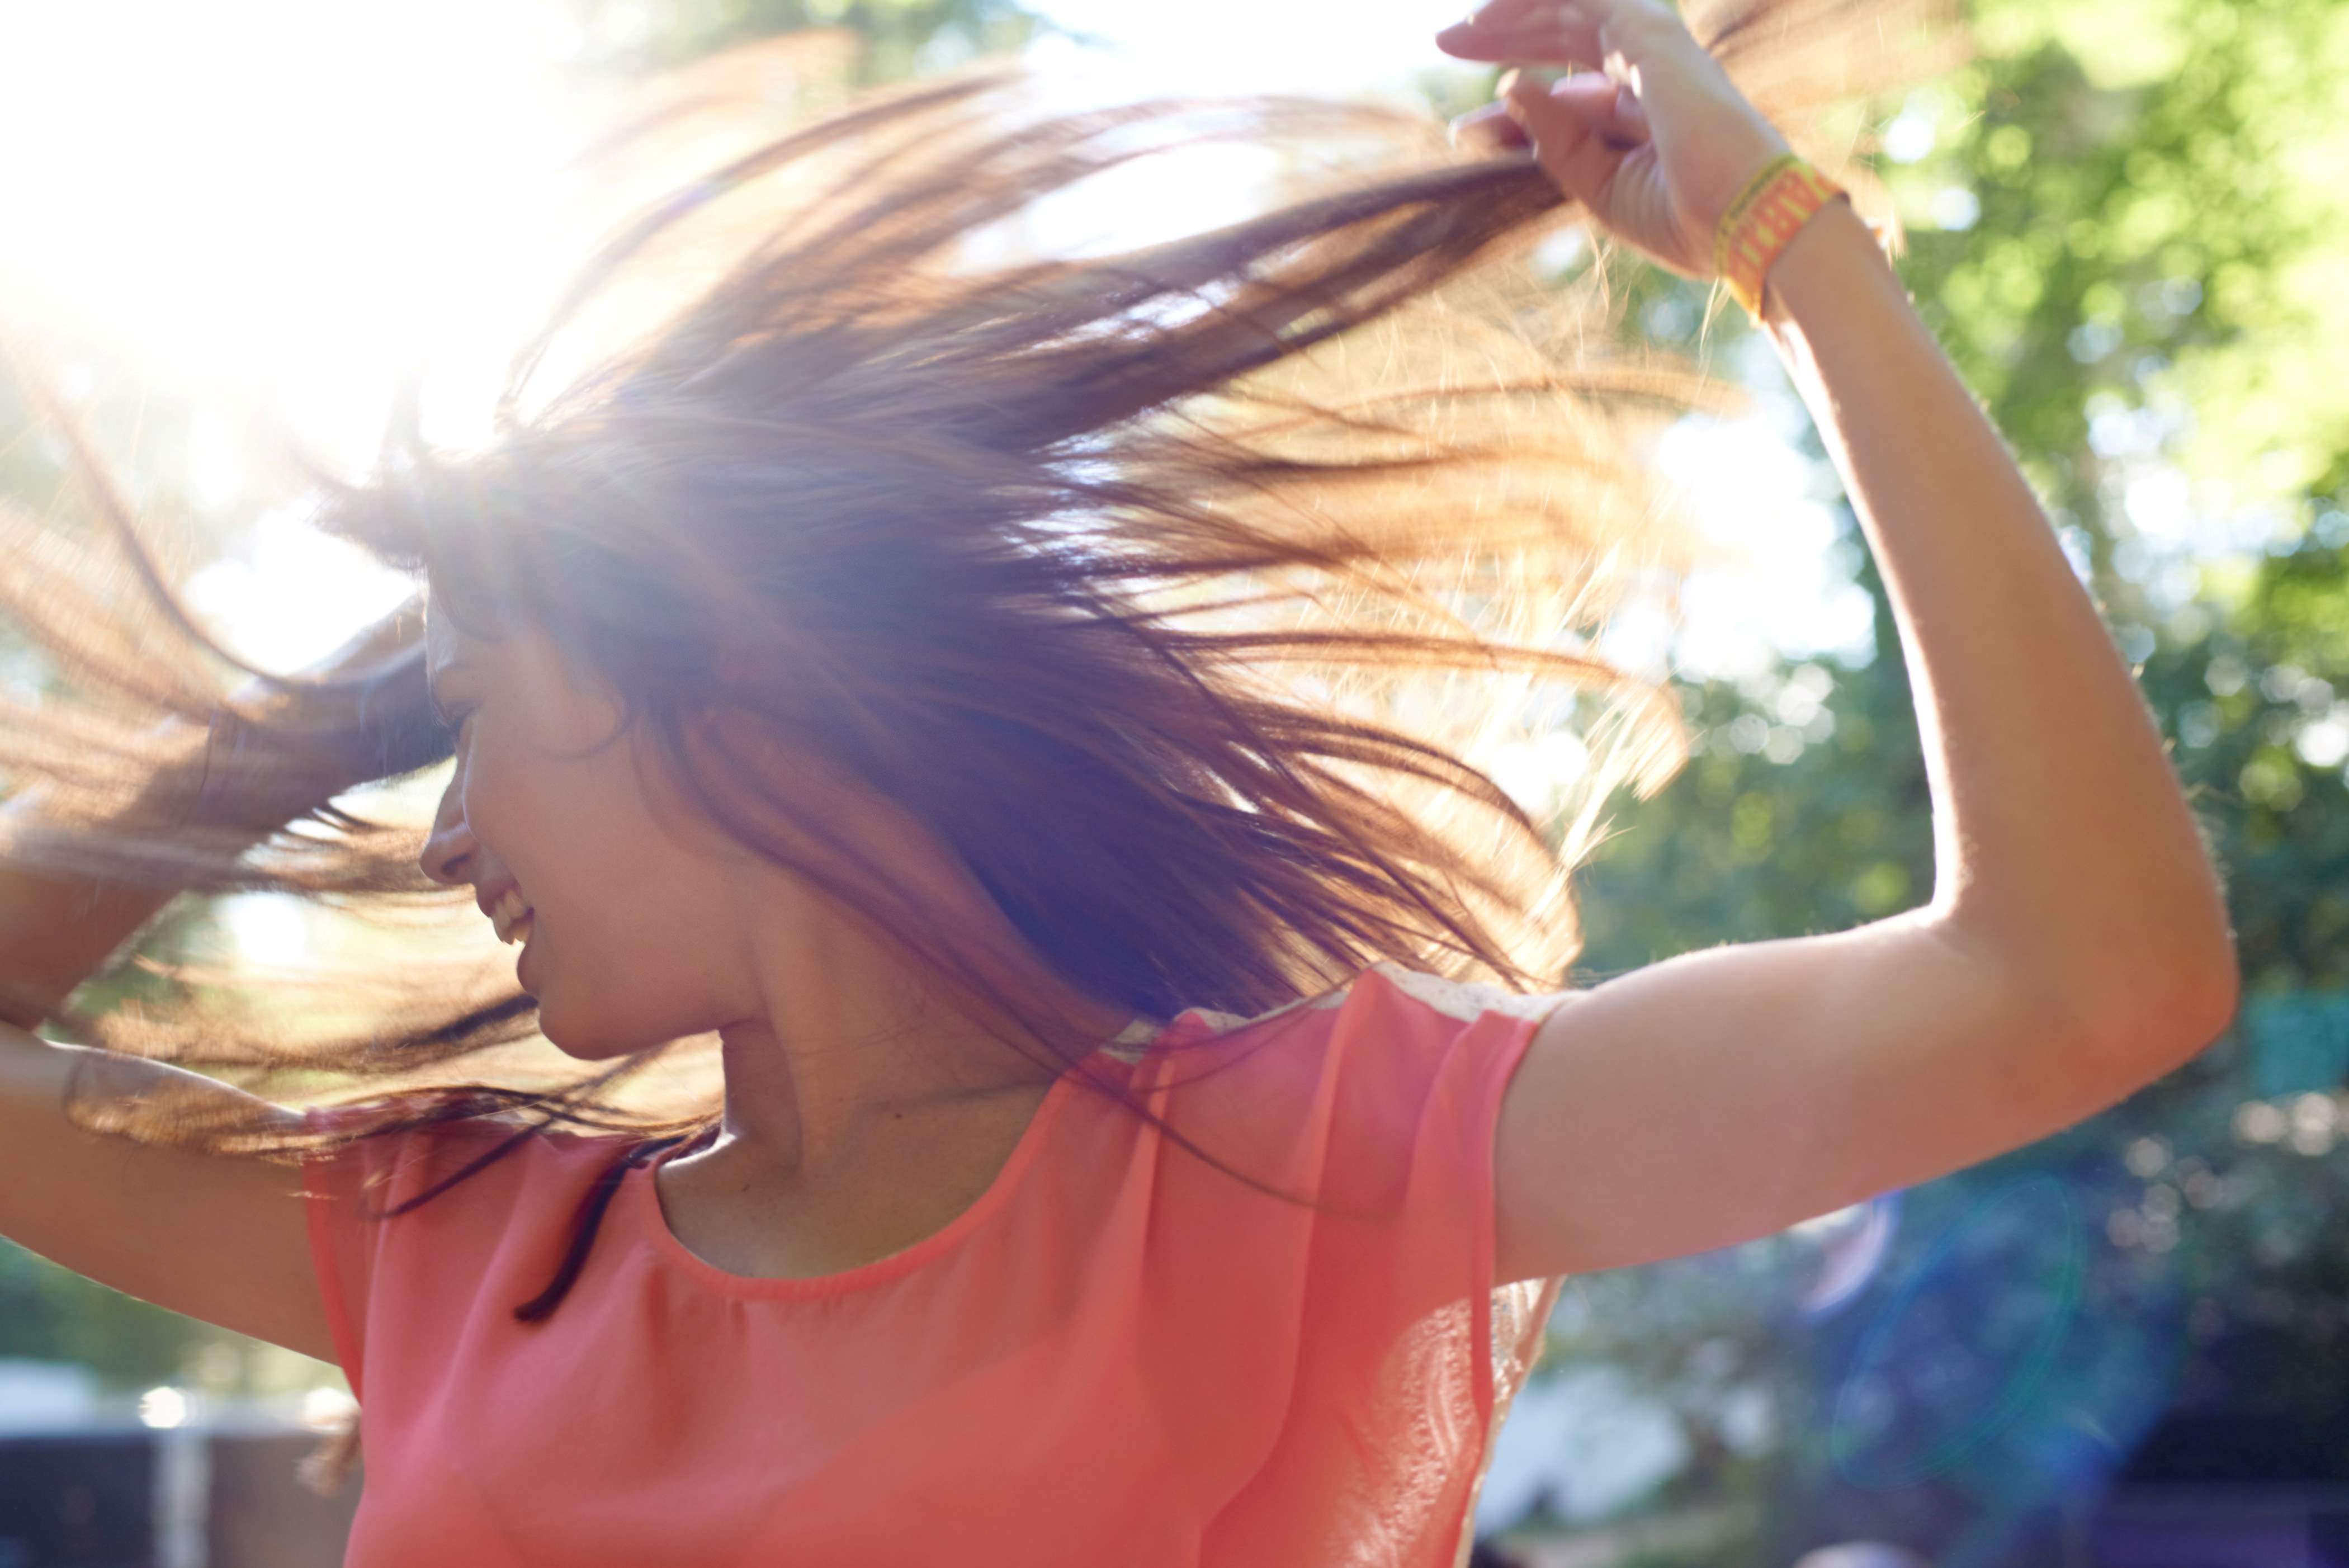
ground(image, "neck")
xmin=707 ymin=895 xmax=1132 ymax=1185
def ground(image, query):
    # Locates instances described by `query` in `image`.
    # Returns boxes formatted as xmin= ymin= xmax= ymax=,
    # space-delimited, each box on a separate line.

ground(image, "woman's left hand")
xmin=1435 ymin=0 xmax=1795 ymax=282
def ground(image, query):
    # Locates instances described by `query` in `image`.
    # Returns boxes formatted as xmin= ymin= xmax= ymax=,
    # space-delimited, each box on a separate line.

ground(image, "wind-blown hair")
xmin=0 ymin=0 xmax=1963 ymax=1328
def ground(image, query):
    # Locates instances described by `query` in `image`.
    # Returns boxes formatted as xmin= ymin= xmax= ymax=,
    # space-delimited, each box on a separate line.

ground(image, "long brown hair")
xmin=1 ymin=0 xmax=1964 ymax=1326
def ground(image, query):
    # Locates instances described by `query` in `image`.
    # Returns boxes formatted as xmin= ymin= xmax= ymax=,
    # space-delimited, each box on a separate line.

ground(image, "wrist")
xmin=1756 ymin=196 xmax=1893 ymax=333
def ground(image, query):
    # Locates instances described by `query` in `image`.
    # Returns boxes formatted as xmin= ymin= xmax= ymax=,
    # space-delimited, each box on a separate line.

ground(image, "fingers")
xmin=1448 ymin=98 xmax=1529 ymax=151
xmin=1501 ymin=72 xmax=1625 ymax=204
xmin=1541 ymin=0 xmax=1694 ymax=55
xmin=1576 ymin=71 xmax=1651 ymax=147
xmin=1442 ymin=0 xmax=1547 ymax=34
xmin=1453 ymin=58 xmax=1651 ymax=158
xmin=1435 ymin=0 xmax=1685 ymax=64
xmin=1436 ymin=0 xmax=1603 ymax=66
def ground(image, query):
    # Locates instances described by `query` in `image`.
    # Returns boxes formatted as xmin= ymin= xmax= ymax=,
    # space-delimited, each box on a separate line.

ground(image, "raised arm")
xmin=1436 ymin=0 xmax=2238 ymax=1279
xmin=0 ymin=601 xmax=430 ymax=1358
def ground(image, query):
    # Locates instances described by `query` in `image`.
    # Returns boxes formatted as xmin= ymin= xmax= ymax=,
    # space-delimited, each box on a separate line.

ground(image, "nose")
xmin=419 ymin=773 xmax=476 ymax=887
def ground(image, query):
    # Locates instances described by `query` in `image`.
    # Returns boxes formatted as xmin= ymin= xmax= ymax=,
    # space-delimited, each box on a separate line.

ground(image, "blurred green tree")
xmin=1525 ymin=0 xmax=2349 ymax=1558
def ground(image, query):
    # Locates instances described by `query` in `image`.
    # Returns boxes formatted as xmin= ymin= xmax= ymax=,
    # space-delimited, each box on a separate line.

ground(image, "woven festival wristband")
xmin=1713 ymin=152 xmax=1849 ymax=323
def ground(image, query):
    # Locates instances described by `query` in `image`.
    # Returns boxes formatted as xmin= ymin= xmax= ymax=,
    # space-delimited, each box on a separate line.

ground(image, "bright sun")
xmin=0 ymin=0 xmax=587 ymax=461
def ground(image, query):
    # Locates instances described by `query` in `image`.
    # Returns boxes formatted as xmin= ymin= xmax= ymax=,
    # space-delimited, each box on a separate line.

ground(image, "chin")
xmin=532 ymin=994 xmax=626 ymax=1060
xmin=535 ymin=990 xmax=677 ymax=1062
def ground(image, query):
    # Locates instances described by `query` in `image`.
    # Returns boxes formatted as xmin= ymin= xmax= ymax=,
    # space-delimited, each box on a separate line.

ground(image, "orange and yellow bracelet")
xmin=1713 ymin=151 xmax=1850 ymax=323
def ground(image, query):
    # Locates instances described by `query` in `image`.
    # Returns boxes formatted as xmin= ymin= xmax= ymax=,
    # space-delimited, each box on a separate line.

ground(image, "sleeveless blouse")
xmin=303 ymin=961 xmax=1570 ymax=1566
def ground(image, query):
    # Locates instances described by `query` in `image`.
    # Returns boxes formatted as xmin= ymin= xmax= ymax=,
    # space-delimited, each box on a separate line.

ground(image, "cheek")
xmin=479 ymin=736 xmax=737 ymax=1051
xmin=532 ymin=880 xmax=736 ymax=1058
xmin=457 ymin=730 xmax=539 ymax=866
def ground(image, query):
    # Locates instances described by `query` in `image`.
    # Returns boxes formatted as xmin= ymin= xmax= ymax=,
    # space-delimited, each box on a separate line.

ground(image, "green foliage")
xmin=0 ymin=1243 xmax=211 ymax=1391
xmin=1524 ymin=0 xmax=2349 ymax=1557
xmin=1503 ymin=6 xmax=2349 ymax=1561
xmin=1568 ymin=632 xmax=1930 ymax=980
xmin=1963 ymin=0 xmax=2349 ymax=514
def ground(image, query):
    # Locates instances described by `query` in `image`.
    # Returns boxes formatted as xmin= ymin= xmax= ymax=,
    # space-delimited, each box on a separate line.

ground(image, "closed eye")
xmin=428 ymin=693 xmax=474 ymax=743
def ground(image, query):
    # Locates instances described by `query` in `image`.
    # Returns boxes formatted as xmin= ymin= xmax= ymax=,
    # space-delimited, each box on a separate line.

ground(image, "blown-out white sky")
xmin=0 ymin=0 xmax=1878 ymax=698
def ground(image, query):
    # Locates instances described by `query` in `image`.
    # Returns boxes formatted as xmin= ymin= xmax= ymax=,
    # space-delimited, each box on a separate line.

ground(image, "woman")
xmin=0 ymin=0 xmax=2234 ymax=1562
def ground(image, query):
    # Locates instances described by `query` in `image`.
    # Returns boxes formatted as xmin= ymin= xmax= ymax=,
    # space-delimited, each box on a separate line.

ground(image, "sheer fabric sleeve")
xmin=301 ymin=1106 xmax=408 ymax=1400
xmin=1167 ymin=962 xmax=1573 ymax=1567
xmin=300 ymin=1109 xmax=551 ymax=1401
xmin=1305 ymin=962 xmax=1570 ymax=1392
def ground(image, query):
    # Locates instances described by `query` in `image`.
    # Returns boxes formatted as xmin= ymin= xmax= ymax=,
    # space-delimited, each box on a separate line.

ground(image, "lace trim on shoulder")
xmin=1365 ymin=961 xmax=1568 ymax=1023
xmin=1098 ymin=1016 xmax=1169 ymax=1065
xmin=1093 ymin=960 xmax=1567 ymax=1063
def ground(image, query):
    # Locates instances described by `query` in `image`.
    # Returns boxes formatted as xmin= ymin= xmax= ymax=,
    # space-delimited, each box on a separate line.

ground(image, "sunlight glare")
xmin=184 ymin=504 xmax=417 ymax=669
xmin=216 ymin=892 xmax=313 ymax=970
xmin=138 ymin=1385 xmax=191 ymax=1429
xmin=0 ymin=0 xmax=588 ymax=461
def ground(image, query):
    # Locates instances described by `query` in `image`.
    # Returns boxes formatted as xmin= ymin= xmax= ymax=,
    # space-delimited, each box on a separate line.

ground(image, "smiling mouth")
xmin=490 ymin=888 xmax=536 ymax=945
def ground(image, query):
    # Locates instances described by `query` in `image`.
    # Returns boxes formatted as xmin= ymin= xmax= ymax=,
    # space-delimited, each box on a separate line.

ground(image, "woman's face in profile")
xmin=418 ymin=602 xmax=754 ymax=1059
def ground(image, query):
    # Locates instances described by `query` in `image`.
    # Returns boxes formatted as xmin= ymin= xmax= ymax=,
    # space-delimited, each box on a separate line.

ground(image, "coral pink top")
xmin=304 ymin=962 xmax=1567 ymax=1566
